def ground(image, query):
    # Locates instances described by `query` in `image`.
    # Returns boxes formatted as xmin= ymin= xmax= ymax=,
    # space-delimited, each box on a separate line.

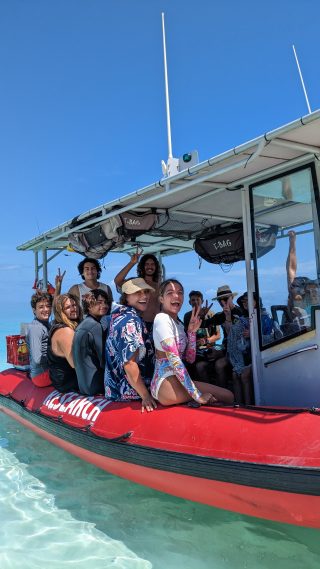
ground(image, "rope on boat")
xmin=234 ymin=404 xmax=320 ymax=415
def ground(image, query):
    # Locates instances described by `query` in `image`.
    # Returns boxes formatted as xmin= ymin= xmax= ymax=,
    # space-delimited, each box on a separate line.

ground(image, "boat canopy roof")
xmin=17 ymin=110 xmax=320 ymax=258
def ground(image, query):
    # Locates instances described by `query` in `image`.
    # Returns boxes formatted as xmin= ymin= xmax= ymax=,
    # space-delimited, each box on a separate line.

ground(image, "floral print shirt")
xmin=104 ymin=305 xmax=154 ymax=401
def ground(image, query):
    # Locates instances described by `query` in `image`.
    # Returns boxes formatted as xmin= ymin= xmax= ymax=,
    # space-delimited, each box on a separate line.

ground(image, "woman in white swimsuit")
xmin=151 ymin=279 xmax=234 ymax=407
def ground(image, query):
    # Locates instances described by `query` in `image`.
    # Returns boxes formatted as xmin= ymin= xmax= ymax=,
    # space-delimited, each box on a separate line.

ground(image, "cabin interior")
xmin=17 ymin=112 xmax=320 ymax=408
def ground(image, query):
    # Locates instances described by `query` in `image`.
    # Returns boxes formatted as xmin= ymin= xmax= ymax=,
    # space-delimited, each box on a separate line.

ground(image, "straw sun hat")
xmin=212 ymin=285 xmax=238 ymax=301
xmin=121 ymin=278 xmax=155 ymax=294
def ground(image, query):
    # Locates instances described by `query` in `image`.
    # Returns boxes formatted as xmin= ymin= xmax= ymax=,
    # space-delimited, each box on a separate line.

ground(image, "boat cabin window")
xmin=250 ymin=164 xmax=320 ymax=348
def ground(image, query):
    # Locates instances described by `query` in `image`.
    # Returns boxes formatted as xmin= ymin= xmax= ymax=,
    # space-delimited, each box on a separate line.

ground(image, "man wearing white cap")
xmin=104 ymin=277 xmax=157 ymax=412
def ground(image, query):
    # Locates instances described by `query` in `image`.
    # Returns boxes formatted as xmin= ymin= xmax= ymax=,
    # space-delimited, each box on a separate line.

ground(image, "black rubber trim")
xmin=1 ymin=396 xmax=319 ymax=496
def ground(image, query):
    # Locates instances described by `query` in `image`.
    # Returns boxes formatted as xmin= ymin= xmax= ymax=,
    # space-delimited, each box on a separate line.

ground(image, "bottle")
xmin=17 ymin=337 xmax=29 ymax=365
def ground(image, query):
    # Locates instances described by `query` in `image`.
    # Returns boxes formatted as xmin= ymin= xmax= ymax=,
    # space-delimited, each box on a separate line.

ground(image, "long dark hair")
xmin=137 ymin=254 xmax=160 ymax=282
xmin=159 ymin=279 xmax=184 ymax=299
xmin=159 ymin=279 xmax=184 ymax=323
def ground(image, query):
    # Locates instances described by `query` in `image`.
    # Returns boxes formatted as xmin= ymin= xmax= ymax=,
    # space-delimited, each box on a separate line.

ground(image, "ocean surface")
xmin=0 ymin=323 xmax=319 ymax=568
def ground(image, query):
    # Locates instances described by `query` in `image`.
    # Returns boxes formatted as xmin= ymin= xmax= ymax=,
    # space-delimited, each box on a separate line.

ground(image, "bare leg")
xmin=195 ymin=356 xmax=230 ymax=388
xmin=195 ymin=381 xmax=234 ymax=405
xmin=194 ymin=360 xmax=213 ymax=383
xmin=214 ymin=356 xmax=230 ymax=388
xmin=157 ymin=375 xmax=234 ymax=406
xmin=232 ymin=372 xmax=244 ymax=405
xmin=241 ymin=366 xmax=254 ymax=405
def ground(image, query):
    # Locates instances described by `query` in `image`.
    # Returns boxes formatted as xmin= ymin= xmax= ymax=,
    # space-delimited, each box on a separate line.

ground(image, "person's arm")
xmin=106 ymin=285 xmax=113 ymax=303
xmin=68 ymin=284 xmax=80 ymax=301
xmin=124 ymin=352 xmax=157 ymax=412
xmin=54 ymin=268 xmax=66 ymax=297
xmin=184 ymin=306 xmax=201 ymax=363
xmin=206 ymin=311 xmax=226 ymax=327
xmin=28 ymin=326 xmax=47 ymax=366
xmin=207 ymin=325 xmax=221 ymax=345
xmin=286 ymin=230 xmax=297 ymax=291
xmin=55 ymin=328 xmax=75 ymax=368
xmin=282 ymin=176 xmax=293 ymax=201
xmin=114 ymin=250 xmax=141 ymax=291
xmin=199 ymin=301 xmax=213 ymax=319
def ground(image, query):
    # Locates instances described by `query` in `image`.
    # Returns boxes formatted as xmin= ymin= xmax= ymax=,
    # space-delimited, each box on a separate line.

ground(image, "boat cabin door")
xmin=248 ymin=163 xmax=320 ymax=407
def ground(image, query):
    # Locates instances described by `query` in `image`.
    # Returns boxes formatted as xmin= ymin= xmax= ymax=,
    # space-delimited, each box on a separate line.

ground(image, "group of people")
xmin=27 ymin=239 xmax=319 ymax=410
xmin=25 ymin=254 xmax=236 ymax=410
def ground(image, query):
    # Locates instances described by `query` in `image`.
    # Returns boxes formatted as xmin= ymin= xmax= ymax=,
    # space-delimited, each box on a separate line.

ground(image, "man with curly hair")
xmin=69 ymin=257 xmax=113 ymax=306
xmin=114 ymin=250 xmax=161 ymax=330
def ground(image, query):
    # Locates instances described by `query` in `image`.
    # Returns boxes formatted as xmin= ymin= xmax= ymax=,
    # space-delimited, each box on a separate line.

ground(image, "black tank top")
xmin=47 ymin=323 xmax=79 ymax=393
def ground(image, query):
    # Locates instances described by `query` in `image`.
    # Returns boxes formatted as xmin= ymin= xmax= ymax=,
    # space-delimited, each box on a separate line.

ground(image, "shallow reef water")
xmin=0 ymin=411 xmax=319 ymax=569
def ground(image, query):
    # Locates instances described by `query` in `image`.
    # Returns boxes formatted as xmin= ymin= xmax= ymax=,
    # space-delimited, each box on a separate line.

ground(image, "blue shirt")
xmin=104 ymin=305 xmax=154 ymax=401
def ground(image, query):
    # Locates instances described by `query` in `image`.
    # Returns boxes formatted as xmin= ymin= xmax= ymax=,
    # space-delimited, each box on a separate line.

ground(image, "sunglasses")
xmin=218 ymin=297 xmax=232 ymax=305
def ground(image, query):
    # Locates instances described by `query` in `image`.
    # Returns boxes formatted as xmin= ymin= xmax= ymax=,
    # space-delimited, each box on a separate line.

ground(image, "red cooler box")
xmin=6 ymin=335 xmax=30 ymax=367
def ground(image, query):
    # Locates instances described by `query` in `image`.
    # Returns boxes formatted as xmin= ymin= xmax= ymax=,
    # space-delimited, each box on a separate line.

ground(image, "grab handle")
xmin=264 ymin=344 xmax=318 ymax=367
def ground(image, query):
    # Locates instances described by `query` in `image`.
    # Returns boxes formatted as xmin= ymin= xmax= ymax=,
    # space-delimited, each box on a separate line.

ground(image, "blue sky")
xmin=1 ymin=0 xmax=320 ymax=325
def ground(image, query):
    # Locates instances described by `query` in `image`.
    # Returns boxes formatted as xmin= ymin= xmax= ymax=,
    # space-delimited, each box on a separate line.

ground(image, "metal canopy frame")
xmin=17 ymin=111 xmax=320 ymax=276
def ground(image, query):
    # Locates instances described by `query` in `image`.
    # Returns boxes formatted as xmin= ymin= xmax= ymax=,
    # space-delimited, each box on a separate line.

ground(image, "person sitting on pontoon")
xmin=150 ymin=279 xmax=234 ymax=407
xmin=69 ymin=257 xmax=113 ymax=307
xmin=72 ymin=289 xmax=110 ymax=396
xmin=47 ymin=293 xmax=82 ymax=393
xmin=114 ymin=249 xmax=161 ymax=331
xmin=104 ymin=278 xmax=157 ymax=412
xmin=26 ymin=269 xmax=65 ymax=379
xmin=26 ymin=291 xmax=53 ymax=379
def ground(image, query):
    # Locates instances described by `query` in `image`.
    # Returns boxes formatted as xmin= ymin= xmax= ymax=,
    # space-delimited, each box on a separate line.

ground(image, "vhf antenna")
xmin=292 ymin=44 xmax=312 ymax=114
xmin=162 ymin=12 xmax=173 ymax=160
xmin=161 ymin=13 xmax=179 ymax=177
xmin=160 ymin=13 xmax=199 ymax=176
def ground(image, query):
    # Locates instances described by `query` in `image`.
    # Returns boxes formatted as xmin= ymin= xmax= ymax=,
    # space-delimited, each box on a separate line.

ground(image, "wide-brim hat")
xmin=212 ymin=285 xmax=238 ymax=301
xmin=122 ymin=278 xmax=155 ymax=295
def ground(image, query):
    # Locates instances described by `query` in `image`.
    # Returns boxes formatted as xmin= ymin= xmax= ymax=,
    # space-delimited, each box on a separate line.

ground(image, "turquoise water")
xmin=0 ymin=327 xmax=320 ymax=568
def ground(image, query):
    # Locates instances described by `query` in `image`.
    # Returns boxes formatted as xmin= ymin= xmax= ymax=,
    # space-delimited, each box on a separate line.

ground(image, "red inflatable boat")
xmin=1 ymin=367 xmax=320 ymax=528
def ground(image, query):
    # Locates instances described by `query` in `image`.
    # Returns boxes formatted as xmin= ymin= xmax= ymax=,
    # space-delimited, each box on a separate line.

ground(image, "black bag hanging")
xmin=119 ymin=210 xmax=157 ymax=240
xmin=194 ymin=225 xmax=244 ymax=265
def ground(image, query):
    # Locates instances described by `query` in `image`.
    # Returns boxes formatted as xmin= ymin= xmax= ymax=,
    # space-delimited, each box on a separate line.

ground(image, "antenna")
xmin=162 ymin=12 xmax=173 ymax=159
xmin=292 ymin=44 xmax=312 ymax=114
xmin=160 ymin=14 xmax=198 ymax=177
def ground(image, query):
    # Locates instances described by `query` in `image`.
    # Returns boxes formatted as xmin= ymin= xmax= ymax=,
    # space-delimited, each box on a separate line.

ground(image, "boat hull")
xmin=1 ymin=368 xmax=320 ymax=527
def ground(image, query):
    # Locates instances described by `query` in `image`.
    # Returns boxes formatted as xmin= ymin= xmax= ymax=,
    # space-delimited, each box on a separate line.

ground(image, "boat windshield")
xmin=250 ymin=164 xmax=320 ymax=348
